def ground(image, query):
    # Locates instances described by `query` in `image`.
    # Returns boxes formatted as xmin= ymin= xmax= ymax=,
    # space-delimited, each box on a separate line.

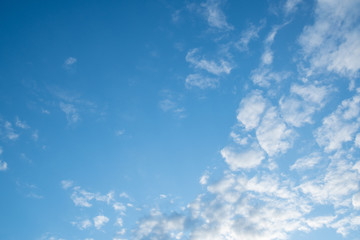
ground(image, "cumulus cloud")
xmin=315 ymin=92 xmax=360 ymax=152
xmin=236 ymin=90 xmax=266 ymax=130
xmin=256 ymin=107 xmax=293 ymax=156
xmin=93 ymin=215 xmax=109 ymax=229
xmin=221 ymin=146 xmax=265 ymax=170
xmin=134 ymin=212 xmax=185 ymax=240
xmin=280 ymin=84 xmax=330 ymax=127
xmin=299 ymin=0 xmax=360 ymax=76
xmin=186 ymin=48 xmax=232 ymax=75
xmin=299 ymin=159 xmax=360 ymax=206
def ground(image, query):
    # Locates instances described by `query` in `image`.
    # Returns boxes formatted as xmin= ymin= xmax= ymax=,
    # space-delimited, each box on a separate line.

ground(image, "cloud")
xmin=64 ymin=57 xmax=77 ymax=66
xmin=290 ymin=152 xmax=322 ymax=170
xmin=72 ymin=219 xmax=92 ymax=230
xmin=299 ymin=159 xmax=360 ymax=206
xmin=251 ymin=67 xmax=290 ymax=87
xmin=236 ymin=90 xmax=267 ymax=130
xmin=67 ymin=185 xmax=114 ymax=208
xmin=256 ymin=107 xmax=294 ymax=156
xmin=59 ymin=102 xmax=80 ymax=124
xmin=284 ymin=0 xmax=302 ymax=15
xmin=185 ymin=73 xmax=219 ymax=89
xmin=93 ymin=215 xmax=109 ymax=229
xmin=201 ymin=0 xmax=233 ymax=31
xmin=221 ymin=146 xmax=265 ymax=170
xmin=61 ymin=180 xmax=74 ymax=190
xmin=0 ymin=160 xmax=7 ymax=171
xmin=315 ymin=92 xmax=360 ymax=152
xmin=299 ymin=0 xmax=360 ymax=76
xmin=134 ymin=212 xmax=185 ymax=240
xmin=115 ymin=130 xmax=125 ymax=136
xmin=15 ymin=117 xmax=29 ymax=129
xmin=159 ymin=90 xmax=186 ymax=118
xmin=32 ymin=130 xmax=39 ymax=141
xmin=235 ymin=22 xmax=264 ymax=52
xmin=186 ymin=48 xmax=232 ymax=75
xmin=280 ymin=84 xmax=330 ymax=127
xmin=3 ymin=121 xmax=19 ymax=140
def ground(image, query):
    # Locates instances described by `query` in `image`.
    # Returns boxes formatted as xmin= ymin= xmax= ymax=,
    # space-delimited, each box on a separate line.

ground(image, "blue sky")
xmin=1 ymin=0 xmax=360 ymax=239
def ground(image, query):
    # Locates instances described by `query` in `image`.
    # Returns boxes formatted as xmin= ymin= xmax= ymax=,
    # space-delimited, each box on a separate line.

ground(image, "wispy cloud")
xmin=201 ymin=0 xmax=233 ymax=31
xmin=185 ymin=73 xmax=219 ymax=89
xmin=235 ymin=21 xmax=265 ymax=52
xmin=186 ymin=48 xmax=232 ymax=75
xmin=159 ymin=90 xmax=186 ymax=118
xmin=59 ymin=102 xmax=80 ymax=124
xmin=284 ymin=0 xmax=302 ymax=15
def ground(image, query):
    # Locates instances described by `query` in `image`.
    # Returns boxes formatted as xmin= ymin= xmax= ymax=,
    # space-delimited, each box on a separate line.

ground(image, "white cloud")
xmin=230 ymin=131 xmax=248 ymax=145
xmin=284 ymin=0 xmax=302 ymax=15
xmin=72 ymin=219 xmax=92 ymax=230
xmin=315 ymin=93 xmax=360 ymax=152
xmin=355 ymin=133 xmax=360 ymax=147
xmin=201 ymin=0 xmax=233 ymax=30
xmin=256 ymin=107 xmax=293 ymax=156
xmin=290 ymin=152 xmax=322 ymax=170
xmin=200 ymin=171 xmax=210 ymax=185
xmin=93 ymin=215 xmax=109 ymax=229
xmin=159 ymin=91 xmax=186 ymax=118
xmin=235 ymin=22 xmax=264 ymax=51
xmin=15 ymin=117 xmax=29 ymax=129
xmin=61 ymin=180 xmax=73 ymax=190
xmin=116 ymin=217 xmax=123 ymax=227
xmin=134 ymin=212 xmax=185 ymax=240
xmin=71 ymin=187 xmax=95 ymax=207
xmin=59 ymin=102 xmax=80 ymax=124
xmin=32 ymin=130 xmax=39 ymax=141
xmin=0 ymin=160 xmax=8 ymax=171
xmin=299 ymin=0 xmax=360 ymax=76
xmin=352 ymin=192 xmax=360 ymax=209
xmin=261 ymin=49 xmax=273 ymax=65
xmin=251 ymin=68 xmax=290 ymax=87
xmin=64 ymin=57 xmax=77 ymax=66
xmin=113 ymin=202 xmax=126 ymax=213
xmin=291 ymin=83 xmax=329 ymax=105
xmin=299 ymin=159 xmax=360 ymax=206
xmin=236 ymin=90 xmax=266 ymax=130
xmin=116 ymin=130 xmax=125 ymax=136
xmin=306 ymin=215 xmax=336 ymax=230
xmin=4 ymin=121 xmax=19 ymax=140
xmin=186 ymin=48 xmax=232 ymax=75
xmin=280 ymin=84 xmax=330 ymax=127
xmin=221 ymin=146 xmax=265 ymax=170
xmin=185 ymin=73 xmax=219 ymax=89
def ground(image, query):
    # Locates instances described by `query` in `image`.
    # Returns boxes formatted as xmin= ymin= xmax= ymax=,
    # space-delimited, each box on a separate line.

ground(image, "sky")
xmin=0 ymin=0 xmax=360 ymax=239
